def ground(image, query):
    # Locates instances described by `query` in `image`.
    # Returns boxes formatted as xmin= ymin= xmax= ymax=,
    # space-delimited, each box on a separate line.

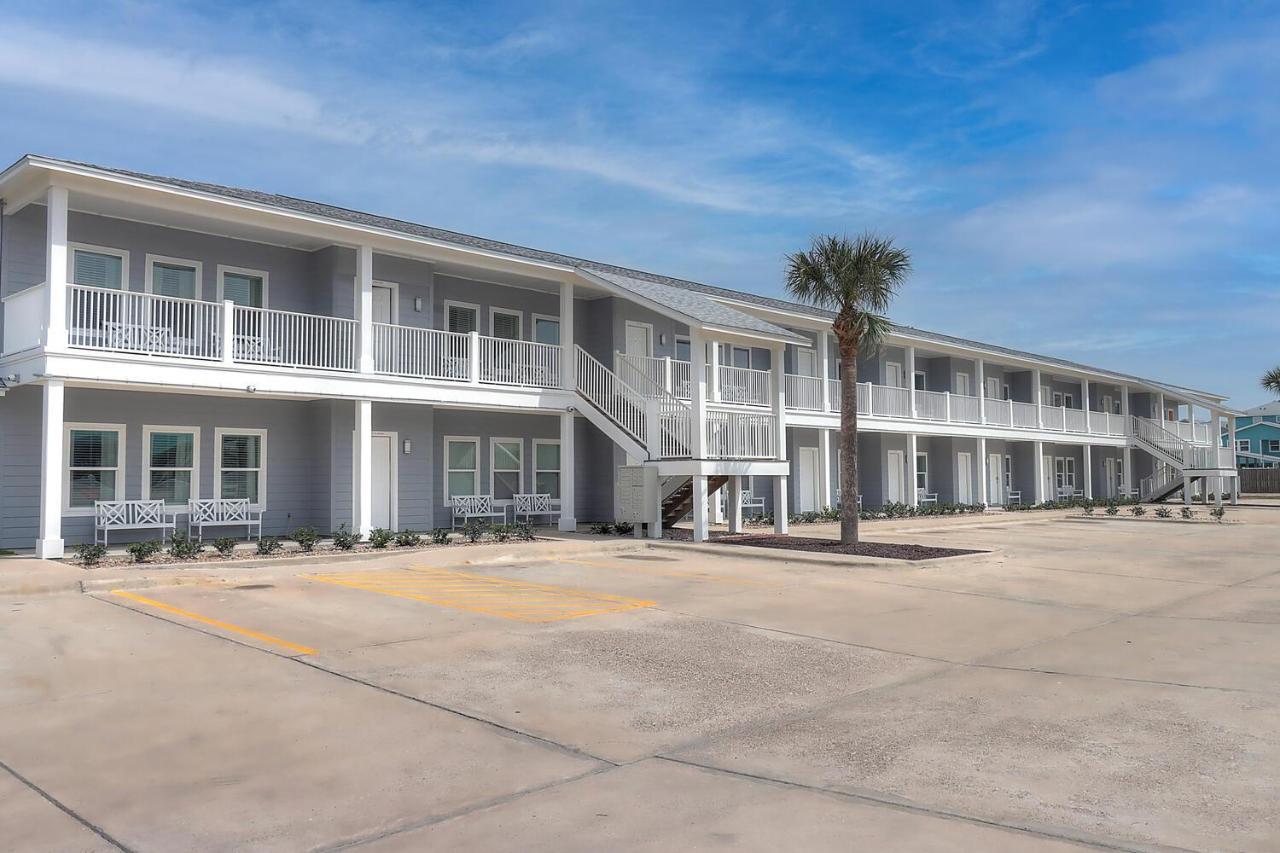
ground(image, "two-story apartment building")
xmin=0 ymin=156 xmax=1240 ymax=557
xmin=1227 ymin=402 xmax=1280 ymax=467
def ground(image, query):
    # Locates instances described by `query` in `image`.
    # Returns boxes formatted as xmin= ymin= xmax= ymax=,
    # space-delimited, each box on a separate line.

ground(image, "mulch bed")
xmin=675 ymin=530 xmax=983 ymax=560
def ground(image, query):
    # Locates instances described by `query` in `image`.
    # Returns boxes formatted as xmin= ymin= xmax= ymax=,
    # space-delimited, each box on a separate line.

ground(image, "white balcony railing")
xmin=1063 ymin=407 xmax=1088 ymax=433
xmin=950 ymin=393 xmax=981 ymax=424
xmin=1042 ymin=405 xmax=1065 ymax=431
xmin=1011 ymin=401 xmax=1039 ymax=428
xmin=68 ymin=284 xmax=222 ymax=360
xmin=2 ymin=283 xmax=49 ymax=355
xmin=785 ymin=374 xmax=823 ymax=411
xmin=871 ymin=384 xmax=911 ymax=418
xmin=373 ymin=324 xmax=470 ymax=381
xmin=915 ymin=389 xmax=946 ymax=421
xmin=480 ymin=337 xmax=561 ymax=388
xmin=233 ymin=305 xmax=358 ymax=371
xmin=705 ymin=410 xmax=776 ymax=459
xmin=717 ymin=364 xmax=771 ymax=407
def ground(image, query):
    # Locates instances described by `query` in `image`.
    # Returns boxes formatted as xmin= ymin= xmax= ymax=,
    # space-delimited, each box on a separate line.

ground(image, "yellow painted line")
xmin=302 ymin=567 xmax=655 ymax=623
xmin=110 ymin=590 xmax=318 ymax=656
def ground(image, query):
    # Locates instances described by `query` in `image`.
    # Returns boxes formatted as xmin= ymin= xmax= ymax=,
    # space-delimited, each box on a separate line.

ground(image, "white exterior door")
xmin=986 ymin=377 xmax=1001 ymax=399
xmin=987 ymin=453 xmax=1003 ymax=504
xmin=796 ymin=348 xmax=817 ymax=377
xmin=624 ymin=322 xmax=652 ymax=357
xmin=798 ymin=447 xmax=821 ymax=512
xmin=955 ymin=373 xmax=971 ymax=396
xmin=371 ymin=433 xmax=394 ymax=530
xmin=957 ymin=452 xmax=973 ymax=504
xmin=1042 ymin=454 xmax=1055 ymax=501
xmin=886 ymin=450 xmax=905 ymax=503
xmin=372 ymin=284 xmax=395 ymax=324
xmin=885 ymin=362 xmax=904 ymax=388
xmin=1103 ymin=457 xmax=1118 ymax=498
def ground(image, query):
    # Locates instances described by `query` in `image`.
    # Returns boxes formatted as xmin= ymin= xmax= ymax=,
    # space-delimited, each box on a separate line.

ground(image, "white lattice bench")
xmin=513 ymin=493 xmax=559 ymax=525
xmin=739 ymin=490 xmax=766 ymax=516
xmin=187 ymin=499 xmax=263 ymax=542
xmin=94 ymin=500 xmax=178 ymax=546
xmin=451 ymin=495 xmax=506 ymax=529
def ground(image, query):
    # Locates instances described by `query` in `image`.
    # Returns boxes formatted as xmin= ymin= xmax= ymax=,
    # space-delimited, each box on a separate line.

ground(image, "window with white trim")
xmin=1266 ymin=440 xmax=1280 ymax=454
xmin=445 ymin=302 xmax=478 ymax=334
xmin=532 ymin=314 xmax=560 ymax=345
xmin=445 ymin=437 xmax=479 ymax=502
xmin=1054 ymin=457 xmax=1076 ymax=490
xmin=491 ymin=438 xmax=523 ymax=502
xmin=216 ymin=429 xmax=266 ymax=504
xmin=147 ymin=255 xmax=201 ymax=299
xmin=143 ymin=427 xmax=199 ymax=505
xmin=66 ymin=424 xmax=124 ymax=509
xmin=490 ymin=308 xmax=522 ymax=340
xmin=71 ymin=245 xmax=127 ymax=290
xmin=915 ymin=453 xmax=929 ymax=492
xmin=1004 ymin=455 xmax=1013 ymax=489
xmin=218 ymin=266 xmax=267 ymax=307
xmin=674 ymin=337 xmax=691 ymax=362
xmin=1236 ymin=439 xmax=1249 ymax=452
xmin=533 ymin=440 xmax=561 ymax=499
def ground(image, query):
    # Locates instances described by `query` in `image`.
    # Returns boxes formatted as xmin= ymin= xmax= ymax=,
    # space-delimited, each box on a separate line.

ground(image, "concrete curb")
xmin=643 ymin=539 xmax=999 ymax=571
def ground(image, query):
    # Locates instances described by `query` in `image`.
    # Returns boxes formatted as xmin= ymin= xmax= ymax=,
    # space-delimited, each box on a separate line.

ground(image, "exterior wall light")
xmin=403 ymin=439 xmax=412 ymax=455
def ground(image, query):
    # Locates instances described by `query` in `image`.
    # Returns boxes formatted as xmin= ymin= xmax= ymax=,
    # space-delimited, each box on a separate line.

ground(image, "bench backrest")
xmin=514 ymin=493 xmax=552 ymax=513
xmin=189 ymin=498 xmax=254 ymax=524
xmin=453 ymin=495 xmax=493 ymax=516
xmin=96 ymin=499 xmax=168 ymax=527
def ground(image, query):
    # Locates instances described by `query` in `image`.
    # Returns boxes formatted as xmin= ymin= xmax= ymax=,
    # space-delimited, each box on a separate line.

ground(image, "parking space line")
xmin=301 ymin=567 xmax=656 ymax=622
xmin=109 ymin=590 xmax=318 ymax=656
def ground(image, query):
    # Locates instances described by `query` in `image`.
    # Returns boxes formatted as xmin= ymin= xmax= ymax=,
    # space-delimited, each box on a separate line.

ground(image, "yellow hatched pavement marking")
xmin=110 ymin=590 xmax=318 ymax=656
xmin=301 ymin=567 xmax=656 ymax=622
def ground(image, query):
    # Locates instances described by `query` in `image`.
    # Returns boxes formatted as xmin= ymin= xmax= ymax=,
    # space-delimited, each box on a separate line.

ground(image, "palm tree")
xmin=785 ymin=233 xmax=911 ymax=545
xmin=1264 ymin=366 xmax=1280 ymax=397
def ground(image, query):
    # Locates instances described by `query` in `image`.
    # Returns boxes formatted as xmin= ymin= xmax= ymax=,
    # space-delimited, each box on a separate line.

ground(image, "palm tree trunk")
xmin=839 ymin=340 xmax=859 ymax=545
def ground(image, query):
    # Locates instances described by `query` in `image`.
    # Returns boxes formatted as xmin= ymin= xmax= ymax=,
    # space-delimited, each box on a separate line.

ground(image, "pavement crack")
xmin=0 ymin=757 xmax=136 ymax=852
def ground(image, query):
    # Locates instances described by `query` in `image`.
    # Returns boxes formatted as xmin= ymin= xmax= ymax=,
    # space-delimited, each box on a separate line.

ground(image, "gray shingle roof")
xmin=14 ymin=155 xmax=1228 ymax=400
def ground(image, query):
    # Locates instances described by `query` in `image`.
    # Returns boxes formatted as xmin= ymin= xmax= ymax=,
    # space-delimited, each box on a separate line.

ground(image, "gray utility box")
xmin=615 ymin=465 xmax=659 ymax=524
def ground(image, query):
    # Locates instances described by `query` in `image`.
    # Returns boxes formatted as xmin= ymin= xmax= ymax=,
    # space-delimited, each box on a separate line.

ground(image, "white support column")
xmin=44 ymin=185 xmax=70 ymax=352
xmin=354 ymin=399 xmax=373 ymax=538
xmin=560 ymin=281 xmax=575 ymax=390
xmin=1157 ymin=392 xmax=1166 ymax=428
xmin=356 ymin=245 xmax=374 ymax=373
xmin=220 ymin=300 xmax=236 ymax=365
xmin=1120 ymin=383 xmax=1131 ymax=431
xmin=710 ymin=487 xmax=725 ymax=525
xmin=1083 ymin=444 xmax=1093 ymax=499
xmin=818 ymin=332 xmax=832 ymax=412
xmin=1082 ymin=378 xmax=1091 ymax=417
xmin=908 ymin=434 xmax=919 ymax=507
xmin=977 ymin=437 xmax=988 ymax=506
xmin=559 ymin=410 xmax=578 ymax=532
xmin=689 ymin=330 xmax=708 ymax=458
xmin=976 ymin=359 xmax=986 ymax=423
xmin=905 ymin=345 xmax=917 ymax=418
xmin=1227 ymin=412 xmax=1239 ymax=505
xmin=728 ymin=476 xmax=744 ymax=534
xmin=1183 ymin=476 xmax=1192 ymax=505
xmin=772 ymin=344 xmax=787 ymax=461
xmin=818 ymin=428 xmax=833 ymax=508
xmin=708 ymin=341 xmax=721 ymax=402
xmin=691 ymin=475 xmax=709 ymax=542
xmin=35 ymin=379 xmax=65 ymax=558
xmin=773 ymin=476 xmax=789 ymax=534
xmin=1034 ymin=440 xmax=1046 ymax=503
xmin=1122 ymin=446 xmax=1133 ymax=498
xmin=1032 ymin=368 xmax=1043 ymax=428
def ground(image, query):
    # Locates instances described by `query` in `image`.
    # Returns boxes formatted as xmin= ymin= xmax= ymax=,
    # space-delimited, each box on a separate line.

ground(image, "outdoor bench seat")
xmin=451 ymin=495 xmax=507 ymax=528
xmin=513 ymin=493 xmax=559 ymax=524
xmin=187 ymin=499 xmax=263 ymax=542
xmin=94 ymin=500 xmax=179 ymax=546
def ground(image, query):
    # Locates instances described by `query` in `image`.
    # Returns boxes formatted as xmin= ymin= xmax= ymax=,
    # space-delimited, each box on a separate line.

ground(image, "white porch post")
xmin=728 ymin=475 xmax=744 ymax=534
xmin=560 ymin=281 xmax=575 ymax=390
xmin=45 ymin=185 xmax=70 ymax=352
xmin=905 ymin=345 xmax=917 ymax=418
xmin=977 ymin=436 xmax=988 ymax=506
xmin=1032 ymin=368 xmax=1043 ymax=428
xmin=708 ymin=342 xmax=721 ymax=403
xmin=1122 ymin=446 xmax=1133 ymax=498
xmin=1082 ymin=378 xmax=1091 ymax=415
xmin=1228 ymin=413 xmax=1239 ymax=505
xmin=1183 ymin=476 xmax=1192 ymax=505
xmin=908 ymin=434 xmax=919 ymax=507
xmin=1157 ymin=392 xmax=1166 ymax=428
xmin=976 ymin=358 xmax=985 ymax=423
xmin=356 ymin=246 xmax=374 ymax=373
xmin=35 ymin=379 xmax=65 ymax=558
xmin=354 ymin=399 xmax=373 ymax=538
xmin=772 ymin=344 xmax=787 ymax=460
xmin=1120 ymin=383 xmax=1131 ymax=432
xmin=818 ymin=332 xmax=832 ymax=412
xmin=1083 ymin=444 xmax=1093 ymax=499
xmin=692 ymin=475 xmax=709 ymax=542
xmin=710 ymin=487 xmax=725 ymax=525
xmin=1034 ymin=440 xmax=1046 ymax=503
xmin=689 ymin=330 xmax=708 ymax=458
xmin=818 ymin=428 xmax=833 ymax=508
xmin=773 ymin=475 xmax=789 ymax=534
xmin=558 ymin=410 xmax=577 ymax=532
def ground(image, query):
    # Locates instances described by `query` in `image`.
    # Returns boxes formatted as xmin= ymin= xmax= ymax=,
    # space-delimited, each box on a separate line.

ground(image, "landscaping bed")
xmin=665 ymin=528 xmax=983 ymax=560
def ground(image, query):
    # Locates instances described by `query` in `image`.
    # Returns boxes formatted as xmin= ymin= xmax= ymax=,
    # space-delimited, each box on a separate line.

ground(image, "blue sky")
xmin=1 ymin=1 xmax=1277 ymax=406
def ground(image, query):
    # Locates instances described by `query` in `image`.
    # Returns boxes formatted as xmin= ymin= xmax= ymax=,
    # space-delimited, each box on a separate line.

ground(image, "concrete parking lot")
xmin=2 ymin=507 xmax=1279 ymax=852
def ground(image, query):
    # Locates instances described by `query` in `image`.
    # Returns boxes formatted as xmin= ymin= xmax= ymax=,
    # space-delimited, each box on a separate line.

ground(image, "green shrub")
xmin=1130 ymin=505 xmax=1146 ymax=517
xmin=512 ymin=520 xmax=535 ymax=541
xmin=212 ymin=537 xmax=238 ymax=557
xmin=74 ymin=542 xmax=108 ymax=566
xmin=1180 ymin=507 xmax=1194 ymax=520
xmin=491 ymin=524 xmax=512 ymax=543
xmin=332 ymin=524 xmax=361 ymax=551
xmin=292 ymin=526 xmax=319 ymax=552
xmin=167 ymin=532 xmax=203 ymax=560
xmin=256 ymin=536 xmax=282 ymax=556
xmin=126 ymin=540 xmax=163 ymax=564
xmin=590 ymin=522 xmax=614 ymax=535
xmin=395 ymin=529 xmax=423 ymax=547
xmin=1083 ymin=505 xmax=1095 ymax=516
xmin=1154 ymin=507 xmax=1172 ymax=518
xmin=369 ymin=528 xmax=394 ymax=549
xmin=614 ymin=521 xmax=635 ymax=535
xmin=1210 ymin=506 xmax=1226 ymax=523
xmin=463 ymin=521 xmax=487 ymax=543
xmin=430 ymin=528 xmax=452 ymax=545
xmin=1105 ymin=504 xmax=1119 ymax=516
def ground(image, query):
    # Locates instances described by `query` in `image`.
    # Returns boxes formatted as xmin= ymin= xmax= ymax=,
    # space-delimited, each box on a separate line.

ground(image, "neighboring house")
xmin=0 ymin=156 xmax=1241 ymax=556
xmin=1225 ymin=402 xmax=1280 ymax=467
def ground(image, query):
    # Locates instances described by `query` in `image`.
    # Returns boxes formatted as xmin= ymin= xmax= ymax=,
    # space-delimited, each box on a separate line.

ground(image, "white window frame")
xmin=1064 ymin=393 xmax=1074 ymax=408
xmin=913 ymin=370 xmax=927 ymax=391
xmin=1003 ymin=454 xmax=1013 ymax=489
xmin=216 ymin=264 xmax=270 ymax=308
xmin=214 ymin=427 xmax=267 ymax=508
xmin=532 ymin=439 xmax=561 ymax=503
xmin=69 ymin=243 xmax=130 ymax=290
xmin=141 ymin=425 xmax=201 ymax=507
xmin=144 ymin=254 xmax=203 ymax=299
xmin=1052 ymin=391 xmax=1064 ymax=407
xmin=915 ymin=452 xmax=929 ymax=492
xmin=1054 ymin=457 xmax=1076 ymax=490
xmin=443 ymin=435 xmax=480 ymax=505
xmin=727 ymin=345 xmax=752 ymax=369
xmin=531 ymin=313 xmax=560 ymax=345
xmin=489 ymin=306 xmax=524 ymax=339
xmin=1266 ymin=439 xmax=1280 ymax=454
xmin=1236 ymin=439 xmax=1249 ymax=453
xmin=674 ymin=335 xmax=691 ymax=362
xmin=1003 ymin=383 xmax=1011 ymax=401
xmin=64 ymin=422 xmax=126 ymax=515
xmin=443 ymin=300 xmax=480 ymax=335
xmin=489 ymin=437 xmax=524 ymax=505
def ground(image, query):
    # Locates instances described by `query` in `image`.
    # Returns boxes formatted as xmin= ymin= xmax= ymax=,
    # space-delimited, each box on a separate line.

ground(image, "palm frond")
xmin=1263 ymin=365 xmax=1280 ymax=396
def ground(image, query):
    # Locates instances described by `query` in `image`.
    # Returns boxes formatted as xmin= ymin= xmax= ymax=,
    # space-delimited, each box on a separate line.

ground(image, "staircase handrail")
xmin=1132 ymin=416 xmax=1190 ymax=467
xmin=576 ymin=346 xmax=691 ymax=458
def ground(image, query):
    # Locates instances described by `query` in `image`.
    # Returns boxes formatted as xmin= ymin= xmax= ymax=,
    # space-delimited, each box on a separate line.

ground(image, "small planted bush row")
xmin=589 ymin=521 xmax=637 ymax=535
xmin=1085 ymin=502 xmax=1227 ymax=522
xmin=71 ymin=521 xmax=537 ymax=564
